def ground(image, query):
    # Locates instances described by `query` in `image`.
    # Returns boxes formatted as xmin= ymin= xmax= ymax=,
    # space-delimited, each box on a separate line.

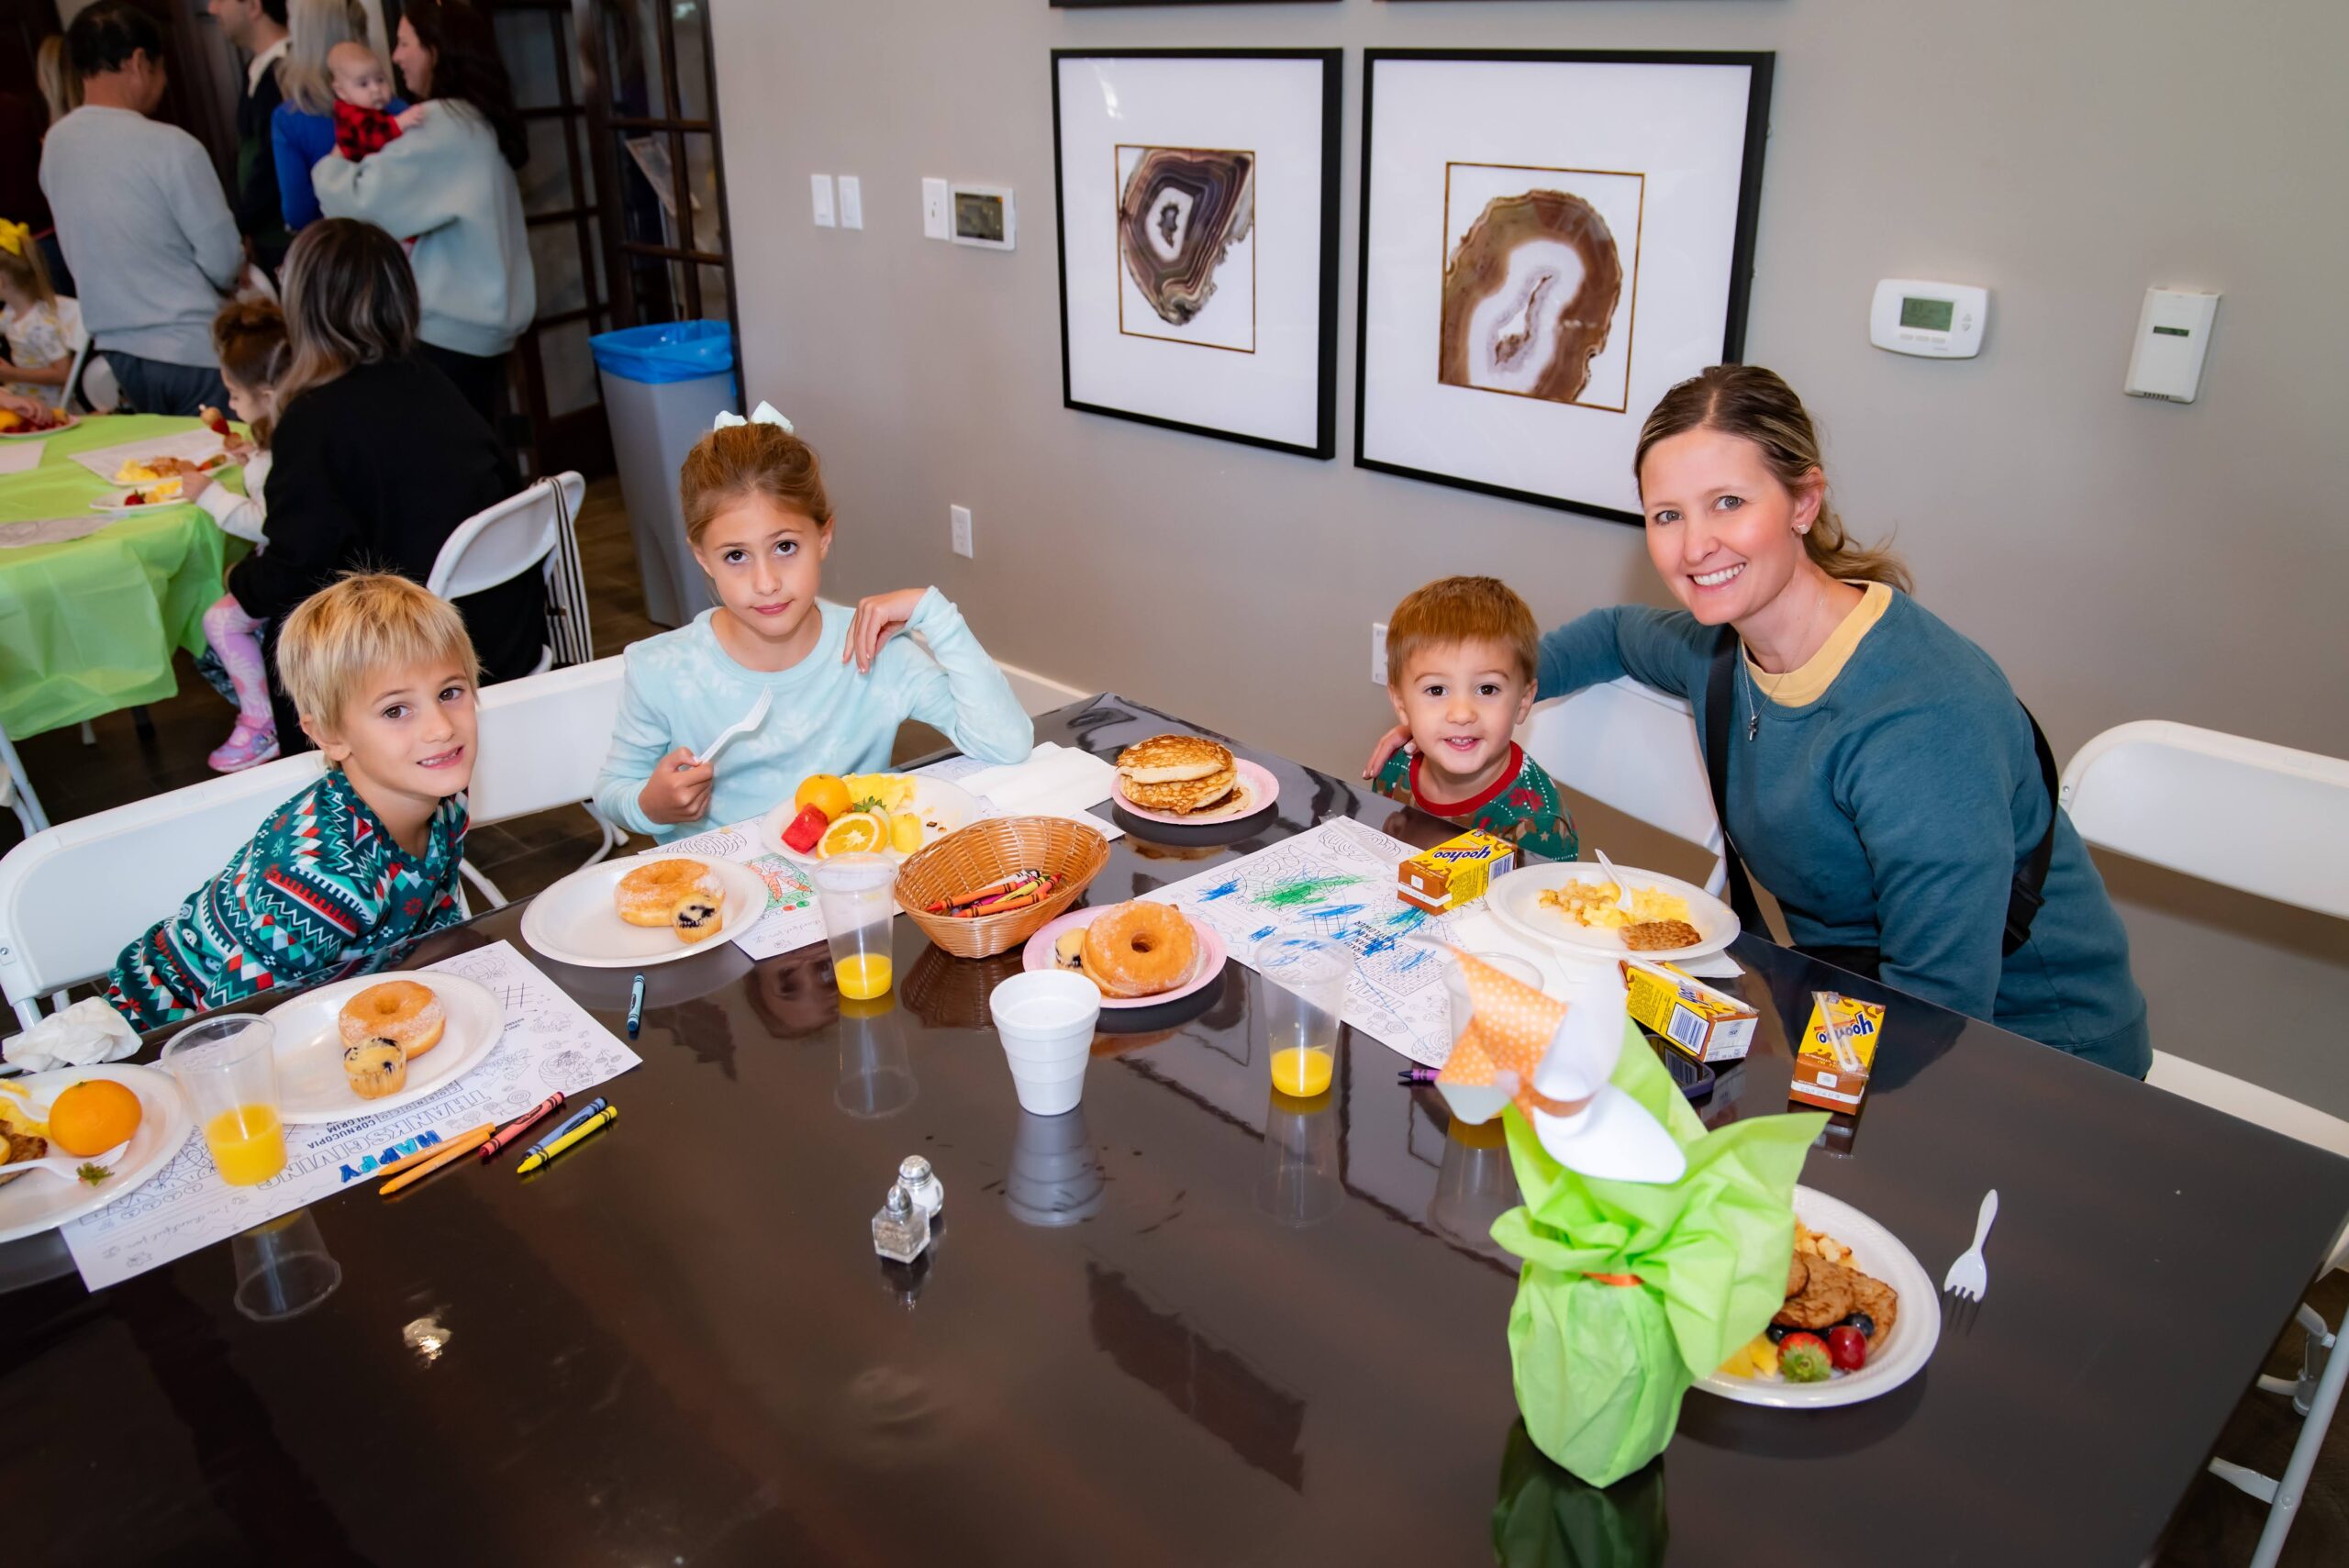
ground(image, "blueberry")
xmin=1765 ymin=1324 xmax=1790 ymax=1343
xmin=1842 ymin=1311 xmax=1876 ymax=1338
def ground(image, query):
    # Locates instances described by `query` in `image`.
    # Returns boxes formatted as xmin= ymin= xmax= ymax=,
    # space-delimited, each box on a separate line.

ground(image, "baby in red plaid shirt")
xmin=329 ymin=41 xmax=427 ymax=163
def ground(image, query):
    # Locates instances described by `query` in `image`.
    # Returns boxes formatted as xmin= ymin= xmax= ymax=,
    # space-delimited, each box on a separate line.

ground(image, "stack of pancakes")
xmin=1117 ymin=734 xmax=1238 ymax=816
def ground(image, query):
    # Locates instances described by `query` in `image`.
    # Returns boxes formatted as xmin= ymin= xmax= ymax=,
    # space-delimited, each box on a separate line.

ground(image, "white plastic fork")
xmin=691 ymin=688 xmax=772 ymax=768
xmin=1592 ymin=846 xmax=1635 ymax=914
xmin=0 ymin=1142 xmax=129 ymax=1184
xmin=1943 ymin=1188 xmax=1998 ymax=1301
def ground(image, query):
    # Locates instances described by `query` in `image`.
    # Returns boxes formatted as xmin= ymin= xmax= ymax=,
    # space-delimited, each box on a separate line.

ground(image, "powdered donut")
xmin=617 ymin=858 xmax=721 ymax=927
xmin=1080 ymin=902 xmax=1197 ymax=999
xmin=338 ymin=979 xmax=446 ymax=1059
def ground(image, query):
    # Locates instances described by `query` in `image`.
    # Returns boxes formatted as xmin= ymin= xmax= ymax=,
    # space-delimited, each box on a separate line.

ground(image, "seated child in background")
xmin=0 ymin=218 xmax=81 ymax=406
xmin=106 ymin=574 xmax=480 ymax=1032
xmin=328 ymin=40 xmax=427 ymax=163
xmin=594 ymin=405 xmax=1033 ymax=841
xmin=182 ymin=298 xmax=291 ymax=772
xmin=1370 ymin=575 xmax=1579 ymax=862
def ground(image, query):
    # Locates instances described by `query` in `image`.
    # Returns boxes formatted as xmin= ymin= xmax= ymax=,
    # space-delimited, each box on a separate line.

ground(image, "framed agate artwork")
xmin=1354 ymin=50 xmax=1773 ymax=523
xmin=1053 ymin=50 xmax=1341 ymax=458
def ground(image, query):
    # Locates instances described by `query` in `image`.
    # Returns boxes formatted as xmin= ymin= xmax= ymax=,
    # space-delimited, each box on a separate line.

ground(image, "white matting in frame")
xmin=1055 ymin=50 xmax=1340 ymax=459
xmin=1356 ymin=51 xmax=1773 ymax=522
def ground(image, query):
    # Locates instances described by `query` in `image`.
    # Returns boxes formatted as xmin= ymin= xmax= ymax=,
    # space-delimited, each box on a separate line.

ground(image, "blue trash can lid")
xmin=590 ymin=320 xmax=735 ymax=384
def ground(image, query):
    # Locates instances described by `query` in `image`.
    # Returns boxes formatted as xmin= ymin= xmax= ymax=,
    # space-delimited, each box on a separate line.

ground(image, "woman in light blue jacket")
xmin=312 ymin=0 xmax=531 ymax=432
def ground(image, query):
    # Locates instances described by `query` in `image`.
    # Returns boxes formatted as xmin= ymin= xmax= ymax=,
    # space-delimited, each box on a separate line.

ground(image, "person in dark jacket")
xmin=206 ymin=0 xmax=291 ymax=273
xmin=228 ymin=217 xmax=545 ymax=746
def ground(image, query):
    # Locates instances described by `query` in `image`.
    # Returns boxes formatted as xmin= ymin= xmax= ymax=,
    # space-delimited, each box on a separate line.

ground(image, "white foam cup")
xmin=989 ymin=971 xmax=1101 ymax=1116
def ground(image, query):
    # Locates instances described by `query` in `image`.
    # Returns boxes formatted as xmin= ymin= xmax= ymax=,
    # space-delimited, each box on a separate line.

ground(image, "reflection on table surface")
xmin=1 ymin=693 xmax=2343 ymax=1567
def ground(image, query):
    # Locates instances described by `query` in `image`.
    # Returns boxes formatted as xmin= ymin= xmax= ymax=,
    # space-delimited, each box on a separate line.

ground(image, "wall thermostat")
xmin=1869 ymin=279 xmax=1987 ymax=359
xmin=949 ymin=183 xmax=1015 ymax=250
xmin=2124 ymin=287 xmax=2220 ymax=404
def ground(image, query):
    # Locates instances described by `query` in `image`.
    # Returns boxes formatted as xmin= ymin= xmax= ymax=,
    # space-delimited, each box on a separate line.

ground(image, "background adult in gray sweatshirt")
xmin=39 ymin=3 xmax=239 ymax=416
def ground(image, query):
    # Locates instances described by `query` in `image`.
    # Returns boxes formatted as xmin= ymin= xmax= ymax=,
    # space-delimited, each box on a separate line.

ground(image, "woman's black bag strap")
xmin=1701 ymin=626 xmax=2060 ymax=960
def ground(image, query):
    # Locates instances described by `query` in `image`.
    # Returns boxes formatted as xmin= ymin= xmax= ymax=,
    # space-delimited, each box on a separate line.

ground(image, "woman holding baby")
xmin=310 ymin=0 xmax=532 ymax=435
xmin=1371 ymin=365 xmax=2149 ymax=1077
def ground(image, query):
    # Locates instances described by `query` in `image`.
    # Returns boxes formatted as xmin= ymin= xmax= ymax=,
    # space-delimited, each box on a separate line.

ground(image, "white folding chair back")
xmin=457 ymin=655 xmax=629 ymax=907
xmin=1517 ymin=677 xmax=1725 ymax=890
xmin=0 ymin=752 xmax=327 ymax=1030
xmin=428 ymin=481 xmax=564 ymax=601
xmin=2062 ymin=719 xmax=2349 ymax=1568
xmin=2059 ymin=719 xmax=2349 ymax=920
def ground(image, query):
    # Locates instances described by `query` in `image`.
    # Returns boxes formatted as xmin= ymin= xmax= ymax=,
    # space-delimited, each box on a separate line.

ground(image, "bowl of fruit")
xmin=761 ymin=771 xmax=983 ymax=865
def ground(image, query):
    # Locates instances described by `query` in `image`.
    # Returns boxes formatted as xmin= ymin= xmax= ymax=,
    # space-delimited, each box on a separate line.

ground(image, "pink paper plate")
xmin=1021 ymin=906 xmax=1229 ymax=1009
xmin=1111 ymin=756 xmax=1279 ymax=827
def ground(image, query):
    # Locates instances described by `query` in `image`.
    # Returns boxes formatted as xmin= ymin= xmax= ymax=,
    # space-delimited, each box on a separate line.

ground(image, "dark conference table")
xmin=3 ymin=695 xmax=2344 ymax=1565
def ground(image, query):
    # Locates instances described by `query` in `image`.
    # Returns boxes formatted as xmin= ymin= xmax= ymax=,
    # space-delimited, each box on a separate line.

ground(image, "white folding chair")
xmin=0 ymin=751 xmax=328 ymax=1031
xmin=0 ymin=729 xmax=47 ymax=839
xmin=1517 ymin=676 xmax=1726 ymax=891
xmin=2061 ymin=718 xmax=2349 ymax=1568
xmin=425 ymin=473 xmax=590 ymax=678
xmin=456 ymin=655 xmax=629 ymax=908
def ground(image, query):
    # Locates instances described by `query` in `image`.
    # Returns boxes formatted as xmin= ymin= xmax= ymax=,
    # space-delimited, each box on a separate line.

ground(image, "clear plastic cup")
xmin=1253 ymin=933 xmax=1353 ymax=1099
xmin=988 ymin=971 xmax=1100 ymax=1116
xmin=161 ymin=1014 xmax=286 ymax=1186
xmin=1444 ymin=951 xmax=1546 ymax=1042
xmin=814 ymin=852 xmax=897 ymax=1001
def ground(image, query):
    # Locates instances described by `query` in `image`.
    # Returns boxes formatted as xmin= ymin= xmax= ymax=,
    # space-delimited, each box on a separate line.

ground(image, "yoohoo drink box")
xmin=1787 ymin=992 xmax=1886 ymax=1113
xmin=1397 ymin=830 xmax=1516 ymax=915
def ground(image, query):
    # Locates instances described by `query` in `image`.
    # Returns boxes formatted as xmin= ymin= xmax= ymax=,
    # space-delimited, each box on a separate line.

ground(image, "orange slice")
xmin=818 ymin=810 xmax=888 ymax=858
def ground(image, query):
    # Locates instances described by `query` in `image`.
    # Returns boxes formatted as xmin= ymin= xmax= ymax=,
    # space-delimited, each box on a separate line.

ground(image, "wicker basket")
xmin=896 ymin=816 xmax=1110 ymax=960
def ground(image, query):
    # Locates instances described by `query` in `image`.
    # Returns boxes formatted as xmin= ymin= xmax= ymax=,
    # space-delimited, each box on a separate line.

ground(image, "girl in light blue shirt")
xmin=594 ymin=407 xmax=1033 ymax=841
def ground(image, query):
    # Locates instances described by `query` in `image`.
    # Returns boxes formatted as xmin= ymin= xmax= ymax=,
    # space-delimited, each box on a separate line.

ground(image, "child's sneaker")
xmin=208 ymin=719 xmax=279 ymax=773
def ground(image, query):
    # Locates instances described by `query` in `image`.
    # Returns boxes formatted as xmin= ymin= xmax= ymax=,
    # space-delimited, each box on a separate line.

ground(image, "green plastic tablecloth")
xmin=0 ymin=413 xmax=249 ymax=740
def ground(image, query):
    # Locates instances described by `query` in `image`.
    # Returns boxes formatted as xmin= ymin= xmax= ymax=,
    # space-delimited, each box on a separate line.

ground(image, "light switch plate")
xmin=921 ymin=178 xmax=950 ymax=241
xmin=838 ymin=175 xmax=863 ymax=230
xmin=1371 ymin=622 xmax=1388 ymax=686
xmin=950 ymin=504 xmax=974 ymax=559
xmin=810 ymin=173 xmax=835 ymax=228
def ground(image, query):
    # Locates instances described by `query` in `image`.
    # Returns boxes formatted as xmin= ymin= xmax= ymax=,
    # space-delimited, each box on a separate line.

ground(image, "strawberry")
xmin=199 ymin=405 xmax=230 ymax=438
xmin=1777 ymin=1331 xmax=1832 ymax=1383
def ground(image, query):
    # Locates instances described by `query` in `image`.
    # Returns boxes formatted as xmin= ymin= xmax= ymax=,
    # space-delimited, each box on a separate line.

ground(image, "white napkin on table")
xmin=960 ymin=743 xmax=1125 ymax=840
xmin=4 ymin=998 xmax=139 ymax=1073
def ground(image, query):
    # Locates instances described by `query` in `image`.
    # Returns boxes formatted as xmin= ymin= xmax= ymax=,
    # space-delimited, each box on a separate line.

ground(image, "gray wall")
xmin=710 ymin=0 xmax=2349 ymax=1106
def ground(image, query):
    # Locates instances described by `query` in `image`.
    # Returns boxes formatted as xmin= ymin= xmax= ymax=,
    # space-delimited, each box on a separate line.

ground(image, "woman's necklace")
xmin=1740 ymin=644 xmax=1762 ymax=740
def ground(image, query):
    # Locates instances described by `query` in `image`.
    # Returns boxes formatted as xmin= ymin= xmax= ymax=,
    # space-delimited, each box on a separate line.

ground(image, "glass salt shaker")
xmin=871 ymin=1183 xmax=930 ymax=1263
xmin=898 ymin=1155 xmax=944 ymax=1218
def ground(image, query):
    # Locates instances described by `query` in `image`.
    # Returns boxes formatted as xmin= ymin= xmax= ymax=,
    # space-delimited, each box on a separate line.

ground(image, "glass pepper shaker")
xmin=871 ymin=1182 xmax=930 ymax=1263
xmin=898 ymin=1155 xmax=944 ymax=1218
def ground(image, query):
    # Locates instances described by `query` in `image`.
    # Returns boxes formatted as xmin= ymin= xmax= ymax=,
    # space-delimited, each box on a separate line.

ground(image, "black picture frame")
xmin=1052 ymin=49 xmax=1343 ymax=460
xmin=1353 ymin=49 xmax=1775 ymax=525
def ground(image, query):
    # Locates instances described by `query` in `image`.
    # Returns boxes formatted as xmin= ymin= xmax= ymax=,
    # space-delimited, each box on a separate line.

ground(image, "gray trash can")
xmin=590 ymin=321 xmax=737 ymax=628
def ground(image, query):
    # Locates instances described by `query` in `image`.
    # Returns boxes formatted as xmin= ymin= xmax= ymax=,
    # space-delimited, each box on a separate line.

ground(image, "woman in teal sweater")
xmin=1373 ymin=366 xmax=2150 ymax=1076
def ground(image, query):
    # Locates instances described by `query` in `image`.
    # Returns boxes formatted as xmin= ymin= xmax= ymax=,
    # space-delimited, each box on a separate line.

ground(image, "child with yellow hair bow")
xmin=0 ymin=218 xmax=83 ymax=407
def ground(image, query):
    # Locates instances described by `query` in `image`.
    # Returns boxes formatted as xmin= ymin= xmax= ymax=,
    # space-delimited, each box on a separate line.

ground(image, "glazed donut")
xmin=617 ymin=858 xmax=720 ymax=927
xmin=338 ymin=980 xmax=447 ymax=1059
xmin=1080 ymin=902 xmax=1197 ymax=999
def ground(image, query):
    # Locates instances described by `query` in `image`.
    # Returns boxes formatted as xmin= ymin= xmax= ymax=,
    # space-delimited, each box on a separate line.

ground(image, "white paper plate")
xmin=88 ymin=484 xmax=191 ymax=513
xmin=0 ymin=410 xmax=74 ymax=439
xmin=69 ymin=426 xmax=231 ymax=483
xmin=1697 ymin=1184 xmax=1943 ymax=1408
xmin=258 ymin=973 xmax=504 ymax=1125
xmin=1486 ymin=861 xmax=1738 ymax=964
xmin=0 ymin=1063 xmax=193 ymax=1244
xmin=760 ymin=774 xmax=984 ymax=865
xmin=520 ymin=851 xmax=771 ymax=968
xmin=1112 ymin=757 xmax=1279 ymax=826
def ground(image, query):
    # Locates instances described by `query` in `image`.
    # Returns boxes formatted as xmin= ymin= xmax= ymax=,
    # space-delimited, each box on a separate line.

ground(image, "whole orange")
xmin=48 ymin=1079 xmax=143 ymax=1156
xmin=795 ymin=773 xmax=852 ymax=823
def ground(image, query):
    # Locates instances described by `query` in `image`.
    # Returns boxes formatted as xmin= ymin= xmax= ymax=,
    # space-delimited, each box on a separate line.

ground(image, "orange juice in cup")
xmin=162 ymin=1015 xmax=288 ymax=1186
